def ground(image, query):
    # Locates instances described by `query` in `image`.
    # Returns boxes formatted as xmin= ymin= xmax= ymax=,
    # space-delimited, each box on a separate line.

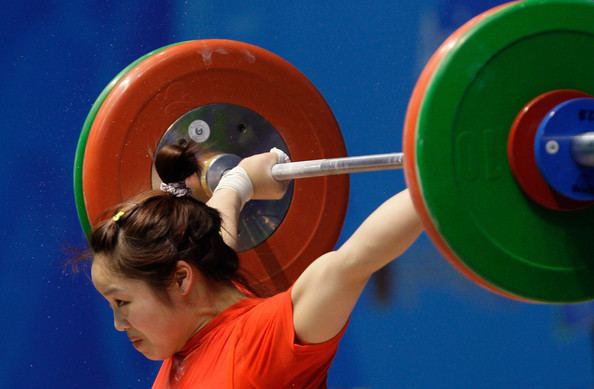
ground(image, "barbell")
xmin=74 ymin=0 xmax=594 ymax=303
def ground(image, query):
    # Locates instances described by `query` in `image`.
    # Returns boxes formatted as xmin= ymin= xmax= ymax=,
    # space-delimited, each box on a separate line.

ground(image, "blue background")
xmin=3 ymin=1 xmax=593 ymax=388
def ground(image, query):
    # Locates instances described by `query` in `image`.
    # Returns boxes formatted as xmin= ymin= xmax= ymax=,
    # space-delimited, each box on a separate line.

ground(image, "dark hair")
xmin=154 ymin=142 xmax=200 ymax=184
xmin=89 ymin=190 xmax=255 ymax=298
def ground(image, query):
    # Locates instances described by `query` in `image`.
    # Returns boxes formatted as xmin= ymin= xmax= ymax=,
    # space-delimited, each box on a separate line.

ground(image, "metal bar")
xmin=271 ymin=152 xmax=404 ymax=181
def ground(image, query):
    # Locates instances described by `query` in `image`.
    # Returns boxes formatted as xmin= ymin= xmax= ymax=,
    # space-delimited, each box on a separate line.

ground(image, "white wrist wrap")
xmin=213 ymin=166 xmax=254 ymax=205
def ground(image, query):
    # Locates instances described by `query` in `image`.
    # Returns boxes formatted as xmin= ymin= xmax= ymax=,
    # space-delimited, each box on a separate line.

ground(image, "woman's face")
xmin=91 ymin=254 xmax=189 ymax=360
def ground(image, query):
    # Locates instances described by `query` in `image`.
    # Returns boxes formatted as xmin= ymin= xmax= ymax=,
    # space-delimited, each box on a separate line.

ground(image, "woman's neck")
xmin=188 ymin=281 xmax=246 ymax=336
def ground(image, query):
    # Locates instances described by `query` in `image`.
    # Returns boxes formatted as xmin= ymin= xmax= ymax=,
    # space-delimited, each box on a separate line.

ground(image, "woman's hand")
xmin=238 ymin=151 xmax=290 ymax=200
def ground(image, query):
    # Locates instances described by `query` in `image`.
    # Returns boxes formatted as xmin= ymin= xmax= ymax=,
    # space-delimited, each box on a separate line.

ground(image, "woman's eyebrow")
xmin=103 ymin=286 xmax=124 ymax=296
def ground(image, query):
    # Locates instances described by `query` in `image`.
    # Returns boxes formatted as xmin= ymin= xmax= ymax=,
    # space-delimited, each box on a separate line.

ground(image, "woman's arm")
xmin=206 ymin=189 xmax=243 ymax=250
xmin=206 ymin=151 xmax=288 ymax=250
xmin=236 ymin=152 xmax=419 ymax=344
xmin=291 ymin=189 xmax=423 ymax=343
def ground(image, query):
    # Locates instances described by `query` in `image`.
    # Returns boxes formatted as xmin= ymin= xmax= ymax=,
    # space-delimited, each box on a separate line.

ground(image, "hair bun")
xmin=155 ymin=142 xmax=200 ymax=184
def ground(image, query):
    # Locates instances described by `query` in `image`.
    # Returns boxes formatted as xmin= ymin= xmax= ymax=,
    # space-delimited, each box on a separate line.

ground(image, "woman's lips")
xmin=129 ymin=337 xmax=143 ymax=348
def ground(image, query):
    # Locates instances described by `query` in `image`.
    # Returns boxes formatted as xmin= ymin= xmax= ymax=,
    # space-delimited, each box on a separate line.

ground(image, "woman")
xmin=89 ymin=148 xmax=423 ymax=388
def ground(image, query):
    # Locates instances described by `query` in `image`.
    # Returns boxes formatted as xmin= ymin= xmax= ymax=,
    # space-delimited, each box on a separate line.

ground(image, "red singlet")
xmin=152 ymin=288 xmax=346 ymax=388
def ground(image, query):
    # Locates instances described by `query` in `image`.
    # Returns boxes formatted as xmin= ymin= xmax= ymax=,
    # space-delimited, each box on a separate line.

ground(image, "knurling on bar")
xmin=270 ymin=152 xmax=404 ymax=181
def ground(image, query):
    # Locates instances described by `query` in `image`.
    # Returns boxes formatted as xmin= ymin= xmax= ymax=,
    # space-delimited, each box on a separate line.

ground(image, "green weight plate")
xmin=73 ymin=42 xmax=182 ymax=236
xmin=416 ymin=0 xmax=594 ymax=302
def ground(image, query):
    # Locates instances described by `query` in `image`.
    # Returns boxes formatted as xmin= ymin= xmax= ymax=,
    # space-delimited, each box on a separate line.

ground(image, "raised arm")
xmin=236 ymin=153 xmax=420 ymax=344
xmin=291 ymin=189 xmax=423 ymax=343
xmin=206 ymin=189 xmax=243 ymax=250
xmin=206 ymin=151 xmax=288 ymax=250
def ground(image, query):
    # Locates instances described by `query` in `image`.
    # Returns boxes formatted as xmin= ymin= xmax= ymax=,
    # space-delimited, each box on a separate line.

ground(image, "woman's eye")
xmin=115 ymin=299 xmax=129 ymax=308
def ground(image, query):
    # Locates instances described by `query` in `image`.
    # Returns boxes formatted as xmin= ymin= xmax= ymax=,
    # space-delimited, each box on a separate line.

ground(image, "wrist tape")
xmin=213 ymin=166 xmax=254 ymax=206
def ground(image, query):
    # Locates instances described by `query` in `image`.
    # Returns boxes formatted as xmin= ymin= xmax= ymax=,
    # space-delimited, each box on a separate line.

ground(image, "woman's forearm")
xmin=337 ymin=189 xmax=423 ymax=279
xmin=206 ymin=188 xmax=243 ymax=250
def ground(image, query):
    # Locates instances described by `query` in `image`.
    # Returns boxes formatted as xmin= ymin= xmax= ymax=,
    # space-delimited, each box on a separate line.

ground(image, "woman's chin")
xmin=139 ymin=348 xmax=170 ymax=361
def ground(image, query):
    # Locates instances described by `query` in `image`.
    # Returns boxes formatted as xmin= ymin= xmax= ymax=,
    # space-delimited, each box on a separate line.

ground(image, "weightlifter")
xmin=86 ymin=145 xmax=422 ymax=388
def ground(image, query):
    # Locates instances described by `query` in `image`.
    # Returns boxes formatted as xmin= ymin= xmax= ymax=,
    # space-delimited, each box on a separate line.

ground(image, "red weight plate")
xmin=82 ymin=40 xmax=348 ymax=295
xmin=508 ymin=89 xmax=594 ymax=211
xmin=403 ymin=3 xmax=524 ymax=301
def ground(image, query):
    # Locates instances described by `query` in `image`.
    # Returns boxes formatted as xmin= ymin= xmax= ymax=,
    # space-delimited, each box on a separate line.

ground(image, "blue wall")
xmin=2 ymin=1 xmax=593 ymax=388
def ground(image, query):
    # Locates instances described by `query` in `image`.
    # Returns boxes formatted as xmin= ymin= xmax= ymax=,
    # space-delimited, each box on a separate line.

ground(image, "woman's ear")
xmin=173 ymin=260 xmax=194 ymax=296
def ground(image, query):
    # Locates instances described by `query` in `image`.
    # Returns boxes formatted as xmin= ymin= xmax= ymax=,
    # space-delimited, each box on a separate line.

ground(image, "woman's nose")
xmin=113 ymin=310 xmax=130 ymax=332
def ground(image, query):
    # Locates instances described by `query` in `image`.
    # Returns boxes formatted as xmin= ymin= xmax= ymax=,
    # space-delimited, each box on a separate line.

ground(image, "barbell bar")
xmin=196 ymin=152 xmax=405 ymax=194
xmin=200 ymin=118 xmax=594 ymax=194
xmin=270 ymin=152 xmax=405 ymax=181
